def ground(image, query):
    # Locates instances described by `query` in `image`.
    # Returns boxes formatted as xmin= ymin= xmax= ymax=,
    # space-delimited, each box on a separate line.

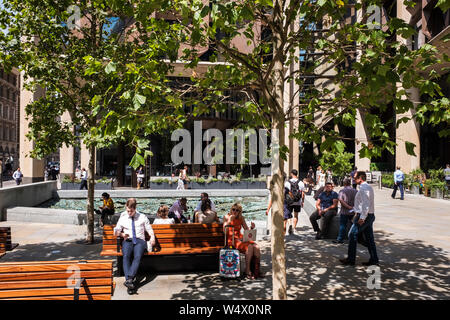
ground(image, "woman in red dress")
xmin=223 ymin=203 xmax=262 ymax=279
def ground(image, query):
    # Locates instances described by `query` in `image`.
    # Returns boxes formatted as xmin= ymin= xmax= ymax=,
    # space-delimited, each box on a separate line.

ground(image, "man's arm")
xmin=325 ymin=198 xmax=338 ymax=211
xmin=358 ymin=188 xmax=370 ymax=222
xmin=315 ymin=199 xmax=321 ymax=213
xmin=339 ymin=193 xmax=352 ymax=210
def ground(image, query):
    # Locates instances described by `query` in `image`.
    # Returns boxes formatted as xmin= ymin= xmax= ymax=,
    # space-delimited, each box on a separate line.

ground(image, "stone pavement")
xmin=0 ymin=187 xmax=449 ymax=300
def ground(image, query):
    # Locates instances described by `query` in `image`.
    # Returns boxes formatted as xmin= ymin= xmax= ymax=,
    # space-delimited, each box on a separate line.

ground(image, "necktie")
xmin=131 ymin=216 xmax=137 ymax=245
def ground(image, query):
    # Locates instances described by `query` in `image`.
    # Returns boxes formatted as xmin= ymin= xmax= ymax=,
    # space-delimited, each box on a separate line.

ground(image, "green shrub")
xmin=381 ymin=173 xmax=394 ymax=188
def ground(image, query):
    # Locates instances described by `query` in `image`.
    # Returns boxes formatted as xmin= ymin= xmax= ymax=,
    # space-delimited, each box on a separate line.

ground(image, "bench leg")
xmin=116 ymin=256 xmax=124 ymax=277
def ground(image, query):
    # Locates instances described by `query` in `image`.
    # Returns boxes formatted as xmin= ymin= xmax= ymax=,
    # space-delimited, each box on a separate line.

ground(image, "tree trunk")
xmin=270 ymin=0 xmax=287 ymax=299
xmin=270 ymin=114 xmax=287 ymax=300
xmin=86 ymin=144 xmax=96 ymax=243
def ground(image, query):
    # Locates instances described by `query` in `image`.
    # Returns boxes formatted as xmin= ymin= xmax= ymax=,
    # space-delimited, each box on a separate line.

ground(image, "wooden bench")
xmin=0 ymin=260 xmax=115 ymax=300
xmin=101 ymin=223 xmax=224 ymax=274
xmin=0 ymin=227 xmax=19 ymax=257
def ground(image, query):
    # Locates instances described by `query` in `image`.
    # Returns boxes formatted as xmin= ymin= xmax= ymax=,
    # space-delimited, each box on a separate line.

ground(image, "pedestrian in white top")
xmin=114 ymin=198 xmax=155 ymax=294
xmin=12 ymin=167 xmax=23 ymax=185
xmin=340 ymin=171 xmax=379 ymax=266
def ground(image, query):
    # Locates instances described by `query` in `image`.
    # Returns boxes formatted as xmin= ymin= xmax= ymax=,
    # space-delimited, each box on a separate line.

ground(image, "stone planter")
xmin=247 ymin=181 xmax=266 ymax=189
xmin=411 ymin=185 xmax=420 ymax=195
xmin=433 ymin=188 xmax=444 ymax=199
xmin=60 ymin=182 xmax=112 ymax=190
xmin=149 ymin=182 xmax=177 ymax=190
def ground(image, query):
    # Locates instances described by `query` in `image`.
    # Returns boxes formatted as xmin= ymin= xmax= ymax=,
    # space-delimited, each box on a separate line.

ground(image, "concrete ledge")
xmin=6 ymin=207 xmax=89 ymax=225
xmin=56 ymin=189 xmax=270 ymax=199
xmin=0 ymin=181 xmax=57 ymax=221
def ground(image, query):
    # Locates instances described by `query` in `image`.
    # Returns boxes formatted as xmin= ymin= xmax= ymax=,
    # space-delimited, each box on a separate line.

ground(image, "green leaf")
xmin=129 ymin=153 xmax=145 ymax=169
xmin=105 ymin=61 xmax=116 ymax=74
xmin=405 ymin=141 xmax=416 ymax=156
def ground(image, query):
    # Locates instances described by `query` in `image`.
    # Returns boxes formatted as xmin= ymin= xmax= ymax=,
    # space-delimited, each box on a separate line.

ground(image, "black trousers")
xmin=80 ymin=180 xmax=88 ymax=190
xmin=309 ymin=209 xmax=337 ymax=235
xmin=95 ymin=208 xmax=115 ymax=222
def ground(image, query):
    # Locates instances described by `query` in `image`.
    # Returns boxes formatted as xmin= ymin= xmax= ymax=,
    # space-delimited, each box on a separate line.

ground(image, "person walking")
xmin=136 ymin=166 xmax=144 ymax=190
xmin=307 ymin=166 xmax=315 ymax=181
xmin=333 ymin=179 xmax=357 ymax=244
xmin=315 ymin=166 xmax=322 ymax=186
xmin=350 ymin=167 xmax=358 ymax=189
xmin=114 ymin=198 xmax=155 ymax=294
xmin=284 ymin=169 xmax=305 ymax=235
xmin=444 ymin=164 xmax=450 ymax=189
xmin=12 ymin=167 xmax=23 ymax=185
xmin=391 ymin=166 xmax=405 ymax=200
xmin=340 ymin=171 xmax=379 ymax=266
xmin=79 ymin=168 xmax=88 ymax=190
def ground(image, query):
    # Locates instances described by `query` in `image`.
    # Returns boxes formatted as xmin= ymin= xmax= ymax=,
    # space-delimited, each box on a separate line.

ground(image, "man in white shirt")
xmin=392 ymin=166 xmax=405 ymax=200
xmin=340 ymin=171 xmax=379 ymax=266
xmin=194 ymin=193 xmax=216 ymax=214
xmin=79 ymin=168 xmax=88 ymax=190
xmin=114 ymin=198 xmax=155 ymax=294
xmin=12 ymin=167 xmax=23 ymax=185
xmin=284 ymin=169 xmax=305 ymax=235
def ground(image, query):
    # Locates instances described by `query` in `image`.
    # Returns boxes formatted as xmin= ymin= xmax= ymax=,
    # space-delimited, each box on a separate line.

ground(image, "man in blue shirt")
xmin=309 ymin=182 xmax=339 ymax=239
xmin=391 ymin=166 xmax=405 ymax=200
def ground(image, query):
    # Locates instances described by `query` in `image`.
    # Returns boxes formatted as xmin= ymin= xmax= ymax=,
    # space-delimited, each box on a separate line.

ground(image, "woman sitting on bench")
xmin=195 ymin=199 xmax=219 ymax=224
xmin=153 ymin=205 xmax=175 ymax=224
xmin=223 ymin=203 xmax=262 ymax=280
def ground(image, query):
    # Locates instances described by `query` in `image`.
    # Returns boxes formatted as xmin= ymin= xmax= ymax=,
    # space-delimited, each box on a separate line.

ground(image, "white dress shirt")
xmin=354 ymin=182 xmax=375 ymax=221
xmin=114 ymin=211 xmax=154 ymax=241
xmin=195 ymin=200 xmax=216 ymax=212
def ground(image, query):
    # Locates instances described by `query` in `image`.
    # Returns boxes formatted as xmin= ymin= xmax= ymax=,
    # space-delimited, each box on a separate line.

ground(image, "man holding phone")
xmin=114 ymin=198 xmax=155 ymax=294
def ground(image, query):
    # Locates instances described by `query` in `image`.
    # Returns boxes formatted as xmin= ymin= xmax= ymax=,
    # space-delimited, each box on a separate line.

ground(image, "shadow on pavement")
xmin=0 ymin=228 xmax=109 ymax=262
xmin=168 ymin=229 xmax=450 ymax=300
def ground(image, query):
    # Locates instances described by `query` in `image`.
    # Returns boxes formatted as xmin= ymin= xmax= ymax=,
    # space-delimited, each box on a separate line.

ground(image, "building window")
xmin=4 ymin=126 xmax=8 ymax=141
xmin=0 ymin=124 xmax=2 ymax=140
xmin=10 ymin=107 xmax=14 ymax=121
xmin=0 ymin=103 xmax=2 ymax=118
xmin=3 ymin=105 xmax=7 ymax=119
xmin=0 ymin=85 xmax=3 ymax=97
xmin=10 ymin=127 xmax=14 ymax=142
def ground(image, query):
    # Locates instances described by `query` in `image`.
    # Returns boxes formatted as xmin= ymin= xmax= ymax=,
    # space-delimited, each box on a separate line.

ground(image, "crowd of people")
xmin=100 ymin=192 xmax=262 ymax=293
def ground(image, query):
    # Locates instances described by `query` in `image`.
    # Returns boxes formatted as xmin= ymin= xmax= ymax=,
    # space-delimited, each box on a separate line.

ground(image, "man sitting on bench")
xmin=309 ymin=182 xmax=338 ymax=240
xmin=114 ymin=198 xmax=155 ymax=295
xmin=169 ymin=197 xmax=189 ymax=223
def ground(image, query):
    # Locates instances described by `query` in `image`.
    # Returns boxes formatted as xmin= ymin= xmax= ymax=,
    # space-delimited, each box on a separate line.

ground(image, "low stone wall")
xmin=0 ymin=181 xmax=57 ymax=221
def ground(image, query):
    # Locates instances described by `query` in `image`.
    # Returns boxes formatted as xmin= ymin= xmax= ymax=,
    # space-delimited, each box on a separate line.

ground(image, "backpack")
xmin=286 ymin=180 xmax=302 ymax=205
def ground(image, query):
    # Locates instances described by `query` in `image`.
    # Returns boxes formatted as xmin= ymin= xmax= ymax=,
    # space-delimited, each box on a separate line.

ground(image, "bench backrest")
xmin=0 ymin=227 xmax=11 ymax=253
xmin=0 ymin=260 xmax=115 ymax=300
xmin=102 ymin=223 xmax=224 ymax=253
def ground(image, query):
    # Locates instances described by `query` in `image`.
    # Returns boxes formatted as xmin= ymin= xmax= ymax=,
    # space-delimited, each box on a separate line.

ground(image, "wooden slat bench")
xmin=101 ymin=223 xmax=224 ymax=274
xmin=0 ymin=260 xmax=115 ymax=300
xmin=0 ymin=227 xmax=19 ymax=256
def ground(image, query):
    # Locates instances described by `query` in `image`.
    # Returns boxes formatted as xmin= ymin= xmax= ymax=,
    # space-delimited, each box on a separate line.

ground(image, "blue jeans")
xmin=392 ymin=182 xmax=404 ymax=199
xmin=348 ymin=214 xmax=378 ymax=264
xmin=122 ymin=238 xmax=147 ymax=280
xmin=337 ymin=214 xmax=353 ymax=241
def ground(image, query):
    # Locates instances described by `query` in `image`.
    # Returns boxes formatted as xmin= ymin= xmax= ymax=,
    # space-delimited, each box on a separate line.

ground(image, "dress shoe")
xmin=339 ymin=258 xmax=355 ymax=266
xmin=124 ymin=279 xmax=135 ymax=290
xmin=315 ymin=231 xmax=322 ymax=240
xmin=332 ymin=240 xmax=344 ymax=244
xmin=362 ymin=261 xmax=379 ymax=266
